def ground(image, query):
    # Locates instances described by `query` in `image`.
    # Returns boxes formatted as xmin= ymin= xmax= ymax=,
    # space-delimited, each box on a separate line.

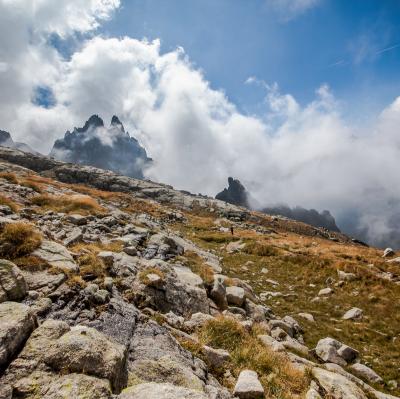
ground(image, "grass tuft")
xmin=31 ymin=194 xmax=105 ymax=215
xmin=243 ymin=241 xmax=278 ymax=256
xmin=0 ymin=194 xmax=19 ymax=212
xmin=0 ymin=172 xmax=18 ymax=184
xmin=0 ymin=222 xmax=42 ymax=258
xmin=139 ymin=268 xmax=165 ymax=285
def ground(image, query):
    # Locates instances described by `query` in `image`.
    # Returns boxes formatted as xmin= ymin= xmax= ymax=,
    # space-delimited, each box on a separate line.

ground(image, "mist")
xmin=1 ymin=1 xmax=400 ymax=248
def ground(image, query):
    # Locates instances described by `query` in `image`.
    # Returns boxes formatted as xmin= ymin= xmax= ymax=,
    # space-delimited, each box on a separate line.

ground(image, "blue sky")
xmin=102 ymin=0 xmax=400 ymax=122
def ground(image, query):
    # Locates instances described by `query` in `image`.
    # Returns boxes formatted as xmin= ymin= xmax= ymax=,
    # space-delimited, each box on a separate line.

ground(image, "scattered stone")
xmin=63 ymin=227 xmax=83 ymax=246
xmin=226 ymin=286 xmax=245 ymax=307
xmin=210 ymin=277 xmax=228 ymax=310
xmin=123 ymin=246 xmax=137 ymax=256
xmin=202 ymin=345 xmax=231 ymax=368
xmin=298 ymin=312 xmax=315 ymax=322
xmin=318 ymin=287 xmax=334 ymax=296
xmin=233 ymin=369 xmax=264 ymax=399
xmin=343 ymin=307 xmax=363 ymax=321
xmin=258 ymin=334 xmax=285 ymax=352
xmin=383 ymin=248 xmax=395 ymax=258
xmin=66 ymin=214 xmax=88 ymax=226
xmin=337 ymin=270 xmax=357 ymax=281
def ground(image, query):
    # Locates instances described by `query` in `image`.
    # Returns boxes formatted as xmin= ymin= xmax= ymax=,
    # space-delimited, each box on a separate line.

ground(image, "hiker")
xmin=230 ymin=226 xmax=234 ymax=235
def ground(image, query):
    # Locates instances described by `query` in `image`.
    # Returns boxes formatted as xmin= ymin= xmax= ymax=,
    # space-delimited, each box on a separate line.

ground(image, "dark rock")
xmin=50 ymin=115 xmax=152 ymax=179
xmin=216 ymin=177 xmax=250 ymax=208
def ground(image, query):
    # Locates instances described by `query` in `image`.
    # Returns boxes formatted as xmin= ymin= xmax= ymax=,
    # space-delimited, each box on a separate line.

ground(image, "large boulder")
xmin=312 ymin=368 xmax=367 ymax=399
xmin=0 ymin=259 xmax=27 ymax=302
xmin=0 ymin=301 xmax=36 ymax=369
xmin=119 ymin=382 xmax=208 ymax=399
xmin=44 ymin=325 xmax=126 ymax=392
xmin=233 ymin=370 xmax=264 ymax=399
xmin=315 ymin=337 xmax=358 ymax=366
xmin=33 ymin=240 xmax=78 ymax=272
xmin=127 ymin=321 xmax=206 ymax=391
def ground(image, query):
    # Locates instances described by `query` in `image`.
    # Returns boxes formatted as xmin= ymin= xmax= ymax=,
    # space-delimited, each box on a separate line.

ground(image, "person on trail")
xmin=230 ymin=226 xmax=234 ymax=235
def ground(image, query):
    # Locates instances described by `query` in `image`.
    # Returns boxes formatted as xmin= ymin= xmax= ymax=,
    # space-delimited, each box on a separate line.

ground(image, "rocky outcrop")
xmin=0 ymin=302 xmax=36 ymax=370
xmin=0 ymin=260 xmax=27 ymax=302
xmin=216 ymin=177 xmax=250 ymax=208
xmin=50 ymin=115 xmax=152 ymax=179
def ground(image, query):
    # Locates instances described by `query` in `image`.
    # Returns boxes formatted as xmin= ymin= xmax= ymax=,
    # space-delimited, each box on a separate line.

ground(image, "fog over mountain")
xmin=50 ymin=115 xmax=151 ymax=179
xmin=1 ymin=1 xmax=400 ymax=248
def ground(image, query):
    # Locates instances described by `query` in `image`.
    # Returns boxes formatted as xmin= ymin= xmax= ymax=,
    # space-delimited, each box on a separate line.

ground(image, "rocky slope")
xmin=50 ymin=115 xmax=152 ymax=179
xmin=0 ymin=146 xmax=399 ymax=399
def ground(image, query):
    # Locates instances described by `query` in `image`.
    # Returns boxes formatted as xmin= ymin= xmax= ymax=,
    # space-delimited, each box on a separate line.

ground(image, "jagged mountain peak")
xmin=50 ymin=114 xmax=151 ymax=179
xmin=110 ymin=115 xmax=125 ymax=132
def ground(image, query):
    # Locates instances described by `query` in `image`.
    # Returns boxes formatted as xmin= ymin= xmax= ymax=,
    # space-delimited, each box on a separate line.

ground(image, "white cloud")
xmin=266 ymin=0 xmax=321 ymax=21
xmin=2 ymin=0 xmax=400 ymax=248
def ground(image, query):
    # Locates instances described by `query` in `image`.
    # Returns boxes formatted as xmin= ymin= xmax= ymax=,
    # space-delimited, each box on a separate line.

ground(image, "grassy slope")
xmin=173 ymin=212 xmax=400 ymax=395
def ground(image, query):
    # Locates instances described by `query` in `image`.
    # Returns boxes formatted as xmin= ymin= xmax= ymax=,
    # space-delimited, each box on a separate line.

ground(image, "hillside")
xmin=0 ymin=145 xmax=399 ymax=399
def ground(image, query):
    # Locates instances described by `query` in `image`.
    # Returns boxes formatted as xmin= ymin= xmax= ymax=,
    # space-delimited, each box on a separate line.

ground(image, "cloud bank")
xmin=1 ymin=0 xmax=400 ymax=248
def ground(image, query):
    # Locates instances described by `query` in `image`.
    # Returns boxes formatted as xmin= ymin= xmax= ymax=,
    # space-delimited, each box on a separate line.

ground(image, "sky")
xmin=1 ymin=0 xmax=400 ymax=248
xmin=103 ymin=0 xmax=400 ymax=121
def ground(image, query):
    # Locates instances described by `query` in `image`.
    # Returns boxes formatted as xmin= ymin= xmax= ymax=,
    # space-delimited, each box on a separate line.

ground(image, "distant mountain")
xmin=261 ymin=205 xmax=340 ymax=232
xmin=216 ymin=177 xmax=250 ymax=208
xmin=215 ymin=177 xmax=340 ymax=232
xmin=50 ymin=115 xmax=151 ymax=179
xmin=0 ymin=130 xmax=39 ymax=154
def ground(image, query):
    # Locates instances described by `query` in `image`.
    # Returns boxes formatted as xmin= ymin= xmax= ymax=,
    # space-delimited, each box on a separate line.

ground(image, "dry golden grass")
xmin=243 ymin=241 xmax=279 ymax=256
xmin=13 ymin=255 xmax=50 ymax=272
xmin=69 ymin=241 xmax=124 ymax=253
xmin=0 ymin=172 xmax=18 ymax=184
xmin=0 ymin=222 xmax=42 ymax=258
xmin=19 ymin=178 xmax=43 ymax=193
xmin=30 ymin=193 xmax=105 ymax=215
xmin=69 ymin=242 xmax=124 ymax=281
xmin=138 ymin=267 xmax=165 ymax=285
xmin=0 ymin=194 xmax=19 ymax=212
xmin=181 ymin=316 xmax=310 ymax=398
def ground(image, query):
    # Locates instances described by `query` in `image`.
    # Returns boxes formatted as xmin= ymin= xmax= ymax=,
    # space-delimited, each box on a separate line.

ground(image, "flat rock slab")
xmin=0 ymin=301 xmax=36 ymax=369
xmin=173 ymin=265 xmax=204 ymax=288
xmin=119 ymin=382 xmax=208 ymax=399
xmin=33 ymin=240 xmax=78 ymax=272
xmin=312 ymin=367 xmax=367 ymax=399
xmin=234 ymin=369 xmax=264 ymax=399
xmin=349 ymin=363 xmax=383 ymax=384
